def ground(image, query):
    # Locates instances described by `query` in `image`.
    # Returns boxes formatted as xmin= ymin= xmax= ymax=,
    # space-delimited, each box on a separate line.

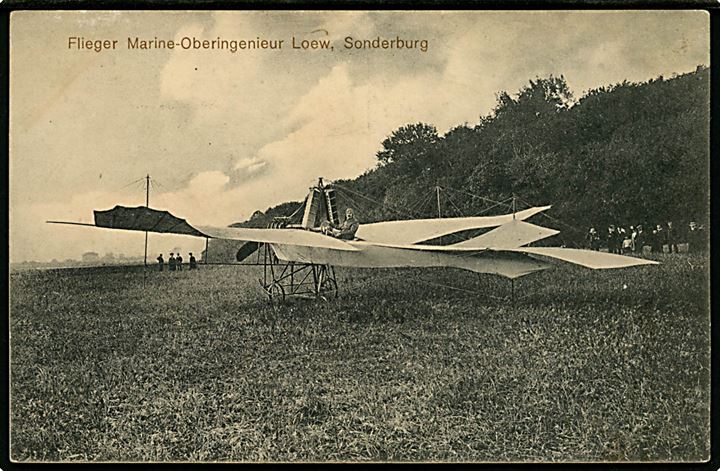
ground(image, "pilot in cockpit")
xmin=322 ymin=208 xmax=359 ymax=240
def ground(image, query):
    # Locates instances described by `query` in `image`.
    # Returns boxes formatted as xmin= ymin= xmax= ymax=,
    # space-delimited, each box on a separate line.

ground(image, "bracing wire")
xmin=442 ymin=187 xmax=519 ymax=217
xmin=118 ymin=177 xmax=145 ymax=191
xmin=441 ymin=186 xmax=509 ymax=207
xmin=407 ymin=188 xmax=436 ymax=217
xmin=348 ymin=196 xmax=374 ymax=223
xmin=475 ymin=196 xmax=515 ymax=216
xmin=333 ymin=183 xmax=418 ymax=220
xmin=285 ymin=197 xmax=306 ymax=222
xmin=150 ymin=177 xmax=169 ymax=191
xmin=442 ymin=189 xmax=466 ymax=217
xmin=405 ymin=188 xmax=428 ymax=214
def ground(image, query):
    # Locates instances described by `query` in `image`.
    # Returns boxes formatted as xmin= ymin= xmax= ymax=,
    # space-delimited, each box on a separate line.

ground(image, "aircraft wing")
xmin=48 ymin=205 xmax=359 ymax=252
xmin=450 ymin=219 xmax=559 ymax=249
xmin=503 ymin=247 xmax=659 ymax=269
xmin=364 ymin=219 xmax=655 ymax=270
xmin=355 ymin=205 xmax=552 ymax=245
xmin=48 ymin=205 xmax=211 ymax=237
xmin=346 ymin=239 xmax=655 ymax=272
xmin=196 ymin=226 xmax=359 ymax=251
xmin=354 ymin=219 xmax=558 ymax=253
xmin=93 ymin=205 xmax=209 ymax=237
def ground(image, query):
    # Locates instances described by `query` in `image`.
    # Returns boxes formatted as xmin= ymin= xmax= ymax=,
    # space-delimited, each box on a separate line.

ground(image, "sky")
xmin=9 ymin=10 xmax=709 ymax=262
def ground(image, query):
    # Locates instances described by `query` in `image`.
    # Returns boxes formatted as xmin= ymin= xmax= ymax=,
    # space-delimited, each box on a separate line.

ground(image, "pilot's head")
xmin=346 ymin=208 xmax=354 ymax=219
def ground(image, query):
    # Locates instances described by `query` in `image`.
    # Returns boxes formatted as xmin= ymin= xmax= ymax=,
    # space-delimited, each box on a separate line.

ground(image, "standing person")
xmin=653 ymin=224 xmax=664 ymax=253
xmin=687 ymin=221 xmax=705 ymax=253
xmin=169 ymin=253 xmax=176 ymax=271
xmin=666 ymin=221 xmax=678 ymax=254
xmin=156 ymin=254 xmax=165 ymax=271
xmin=189 ymin=252 xmax=197 ymax=270
xmin=616 ymin=227 xmax=625 ymax=254
xmin=630 ymin=226 xmax=637 ymax=253
xmin=635 ymin=225 xmax=645 ymax=254
xmin=607 ymin=225 xmax=617 ymax=254
xmin=176 ymin=253 xmax=183 ymax=271
xmin=586 ymin=227 xmax=600 ymax=251
xmin=621 ymin=228 xmax=633 ymax=254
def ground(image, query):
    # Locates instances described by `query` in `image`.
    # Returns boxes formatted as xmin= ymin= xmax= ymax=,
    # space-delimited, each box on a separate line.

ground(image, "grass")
xmin=9 ymin=253 xmax=710 ymax=462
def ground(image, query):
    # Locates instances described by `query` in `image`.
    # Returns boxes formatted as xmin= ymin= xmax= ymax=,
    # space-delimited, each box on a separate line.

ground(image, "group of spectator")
xmin=156 ymin=252 xmax=198 ymax=271
xmin=585 ymin=221 xmax=706 ymax=254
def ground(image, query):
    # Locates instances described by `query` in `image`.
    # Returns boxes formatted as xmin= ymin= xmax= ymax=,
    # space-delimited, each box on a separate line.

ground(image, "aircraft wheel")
xmin=268 ymin=282 xmax=285 ymax=302
xmin=319 ymin=277 xmax=338 ymax=299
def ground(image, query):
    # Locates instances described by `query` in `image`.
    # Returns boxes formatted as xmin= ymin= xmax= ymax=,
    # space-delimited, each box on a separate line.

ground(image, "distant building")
xmin=82 ymin=252 xmax=100 ymax=262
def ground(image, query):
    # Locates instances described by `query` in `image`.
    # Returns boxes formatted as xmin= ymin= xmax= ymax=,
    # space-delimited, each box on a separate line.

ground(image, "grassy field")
xmin=9 ymin=253 xmax=710 ymax=462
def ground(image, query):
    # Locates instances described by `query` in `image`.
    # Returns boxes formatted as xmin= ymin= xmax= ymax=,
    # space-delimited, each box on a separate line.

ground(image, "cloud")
xmin=234 ymin=157 xmax=268 ymax=174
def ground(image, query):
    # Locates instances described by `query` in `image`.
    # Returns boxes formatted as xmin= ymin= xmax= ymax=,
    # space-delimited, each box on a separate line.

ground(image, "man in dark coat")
xmin=189 ymin=253 xmax=197 ymax=270
xmin=607 ymin=225 xmax=618 ymax=254
xmin=653 ymin=224 xmax=664 ymax=253
xmin=322 ymin=208 xmax=360 ymax=240
xmin=169 ymin=253 xmax=176 ymax=271
xmin=586 ymin=227 xmax=600 ymax=251
xmin=176 ymin=253 xmax=183 ymax=271
xmin=665 ymin=221 xmax=678 ymax=253
xmin=157 ymin=254 xmax=165 ymax=271
xmin=634 ymin=225 xmax=646 ymax=254
xmin=687 ymin=221 xmax=706 ymax=253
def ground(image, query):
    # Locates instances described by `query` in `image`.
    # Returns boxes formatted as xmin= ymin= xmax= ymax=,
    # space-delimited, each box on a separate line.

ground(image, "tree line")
xmin=235 ymin=66 xmax=709 ymax=246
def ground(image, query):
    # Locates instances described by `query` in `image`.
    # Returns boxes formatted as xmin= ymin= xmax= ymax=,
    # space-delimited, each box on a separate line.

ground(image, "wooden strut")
xmin=259 ymin=243 xmax=338 ymax=301
xmin=144 ymin=174 xmax=150 ymax=267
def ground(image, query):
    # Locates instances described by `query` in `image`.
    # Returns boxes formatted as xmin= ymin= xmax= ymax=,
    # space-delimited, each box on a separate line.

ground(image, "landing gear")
xmin=259 ymin=244 xmax=338 ymax=301
xmin=265 ymin=281 xmax=285 ymax=302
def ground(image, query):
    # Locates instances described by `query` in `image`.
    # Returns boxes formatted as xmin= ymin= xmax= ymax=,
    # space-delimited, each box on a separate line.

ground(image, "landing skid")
xmin=258 ymin=244 xmax=338 ymax=302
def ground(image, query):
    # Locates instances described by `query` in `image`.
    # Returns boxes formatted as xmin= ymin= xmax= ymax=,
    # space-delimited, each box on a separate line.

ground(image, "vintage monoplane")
xmin=49 ymin=178 xmax=657 ymax=300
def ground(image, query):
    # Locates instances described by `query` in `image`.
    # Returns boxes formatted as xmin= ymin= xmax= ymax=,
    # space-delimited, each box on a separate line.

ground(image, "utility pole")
xmin=144 ymin=174 xmax=150 ymax=267
xmin=436 ymin=185 xmax=442 ymax=218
